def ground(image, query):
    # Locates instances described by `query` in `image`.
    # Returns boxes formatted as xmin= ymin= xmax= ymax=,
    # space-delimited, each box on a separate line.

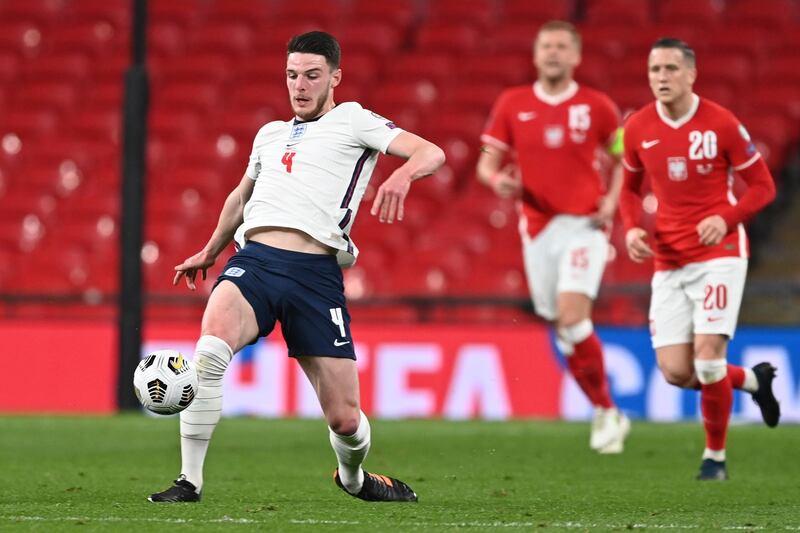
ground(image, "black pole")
xmin=117 ymin=0 xmax=149 ymax=410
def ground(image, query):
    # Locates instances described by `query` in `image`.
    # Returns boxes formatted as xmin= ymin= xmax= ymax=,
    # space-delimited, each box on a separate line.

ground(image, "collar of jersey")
xmin=532 ymin=81 xmax=578 ymax=106
xmin=656 ymin=93 xmax=700 ymax=129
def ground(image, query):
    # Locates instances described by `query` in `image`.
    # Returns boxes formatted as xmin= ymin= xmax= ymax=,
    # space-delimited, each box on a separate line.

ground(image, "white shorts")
xmin=521 ymin=215 xmax=608 ymax=321
xmin=649 ymin=257 xmax=748 ymax=349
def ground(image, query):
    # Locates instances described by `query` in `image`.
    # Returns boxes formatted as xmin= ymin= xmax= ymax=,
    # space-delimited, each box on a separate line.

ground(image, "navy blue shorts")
xmin=213 ymin=241 xmax=355 ymax=359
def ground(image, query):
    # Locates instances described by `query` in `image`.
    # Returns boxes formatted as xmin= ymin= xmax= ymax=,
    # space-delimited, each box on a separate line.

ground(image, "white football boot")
xmin=589 ymin=407 xmax=631 ymax=454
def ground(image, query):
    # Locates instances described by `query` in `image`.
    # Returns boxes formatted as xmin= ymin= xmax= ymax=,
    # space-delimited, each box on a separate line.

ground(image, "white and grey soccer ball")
xmin=133 ymin=350 xmax=198 ymax=415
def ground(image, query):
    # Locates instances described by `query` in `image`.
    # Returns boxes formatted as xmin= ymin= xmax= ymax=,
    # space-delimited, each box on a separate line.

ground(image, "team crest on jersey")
xmin=289 ymin=123 xmax=307 ymax=141
xmin=667 ymin=157 xmax=688 ymax=181
xmin=543 ymin=125 xmax=564 ymax=148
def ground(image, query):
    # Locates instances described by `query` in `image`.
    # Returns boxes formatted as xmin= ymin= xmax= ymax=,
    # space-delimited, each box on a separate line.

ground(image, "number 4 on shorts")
xmin=330 ymin=307 xmax=347 ymax=338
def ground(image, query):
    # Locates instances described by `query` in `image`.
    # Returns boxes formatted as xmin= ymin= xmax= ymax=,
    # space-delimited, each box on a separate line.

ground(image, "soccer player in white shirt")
xmin=149 ymin=31 xmax=445 ymax=503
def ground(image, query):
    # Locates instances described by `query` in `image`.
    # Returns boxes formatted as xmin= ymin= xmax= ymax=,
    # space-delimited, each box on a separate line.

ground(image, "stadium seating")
xmin=0 ymin=0 xmax=798 ymax=326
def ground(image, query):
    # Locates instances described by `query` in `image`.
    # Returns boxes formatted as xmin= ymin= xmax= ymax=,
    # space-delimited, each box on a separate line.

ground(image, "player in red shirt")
xmin=478 ymin=21 xmax=630 ymax=454
xmin=620 ymin=38 xmax=780 ymax=480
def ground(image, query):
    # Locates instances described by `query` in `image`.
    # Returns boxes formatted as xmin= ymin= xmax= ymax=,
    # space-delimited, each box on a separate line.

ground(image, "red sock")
xmin=727 ymin=365 xmax=745 ymax=389
xmin=566 ymin=332 xmax=614 ymax=409
xmin=700 ymin=376 xmax=733 ymax=451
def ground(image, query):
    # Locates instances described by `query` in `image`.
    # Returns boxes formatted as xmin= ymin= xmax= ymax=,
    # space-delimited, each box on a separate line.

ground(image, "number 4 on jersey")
xmin=282 ymin=151 xmax=296 ymax=173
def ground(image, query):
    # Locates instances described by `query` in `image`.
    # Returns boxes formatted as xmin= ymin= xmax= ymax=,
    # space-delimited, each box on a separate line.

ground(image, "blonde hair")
xmin=536 ymin=20 xmax=582 ymax=50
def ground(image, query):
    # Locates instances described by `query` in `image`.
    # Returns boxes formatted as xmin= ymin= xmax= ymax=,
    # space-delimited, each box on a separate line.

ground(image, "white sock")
xmin=742 ymin=367 xmax=758 ymax=393
xmin=179 ymin=335 xmax=233 ymax=491
xmin=703 ymin=447 xmax=726 ymax=462
xmin=329 ymin=411 xmax=371 ymax=494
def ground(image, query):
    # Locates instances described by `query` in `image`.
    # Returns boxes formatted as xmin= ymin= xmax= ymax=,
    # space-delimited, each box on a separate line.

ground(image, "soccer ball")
xmin=133 ymin=350 xmax=198 ymax=415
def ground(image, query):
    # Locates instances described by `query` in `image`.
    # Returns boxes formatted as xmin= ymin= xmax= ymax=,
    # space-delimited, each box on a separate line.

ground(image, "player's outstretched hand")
xmin=489 ymin=164 xmax=522 ymax=199
xmin=697 ymin=215 xmax=727 ymax=246
xmin=625 ymin=227 xmax=654 ymax=263
xmin=590 ymin=193 xmax=617 ymax=229
xmin=371 ymin=171 xmax=412 ymax=223
xmin=174 ymin=250 xmax=215 ymax=291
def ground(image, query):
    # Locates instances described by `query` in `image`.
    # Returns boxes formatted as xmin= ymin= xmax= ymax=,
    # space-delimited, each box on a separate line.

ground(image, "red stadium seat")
xmin=499 ymin=0 xmax=575 ymax=25
xmin=696 ymin=53 xmax=753 ymax=91
xmin=371 ymin=80 xmax=440 ymax=112
xmin=658 ymin=0 xmax=723 ymax=27
xmin=0 ymin=109 xmax=58 ymax=138
xmin=0 ymin=50 xmax=21 ymax=84
xmin=273 ymin=0 xmax=347 ymax=27
xmin=415 ymin=23 xmax=482 ymax=54
xmin=337 ymin=22 xmax=403 ymax=57
xmin=0 ymin=21 xmax=44 ymax=57
xmin=442 ymin=82 xmax=505 ymax=116
xmin=486 ymin=22 xmax=539 ymax=55
xmin=702 ymin=27 xmax=774 ymax=62
xmin=349 ymin=0 xmax=417 ymax=31
xmin=0 ymin=0 xmax=64 ymax=26
xmin=69 ymin=109 xmax=121 ymax=143
xmin=67 ymin=0 xmax=130 ymax=28
xmin=49 ymin=22 xmax=125 ymax=57
xmin=760 ymin=55 xmax=800 ymax=88
xmin=426 ymin=0 xmax=498 ymax=27
xmin=156 ymin=53 xmax=233 ymax=85
xmin=188 ymin=21 xmax=255 ymax=56
xmin=86 ymin=80 xmax=124 ymax=108
xmin=148 ymin=21 xmax=186 ymax=59
xmin=150 ymin=0 xmax=206 ymax=27
xmin=154 ymin=82 xmax=221 ymax=114
xmin=460 ymin=53 xmax=533 ymax=86
xmin=724 ymin=0 xmax=798 ymax=30
xmin=384 ymin=53 xmax=454 ymax=86
xmin=695 ymin=82 xmax=740 ymax=112
xmin=149 ymin=110 xmax=202 ymax=142
xmin=23 ymin=52 xmax=91 ymax=82
xmin=13 ymin=81 xmax=79 ymax=114
xmin=204 ymin=0 xmax=271 ymax=24
xmin=584 ymin=0 xmax=654 ymax=27
xmin=609 ymin=85 xmax=653 ymax=115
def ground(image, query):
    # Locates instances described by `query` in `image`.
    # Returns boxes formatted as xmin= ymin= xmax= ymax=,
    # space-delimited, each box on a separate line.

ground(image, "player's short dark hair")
xmin=287 ymin=31 xmax=341 ymax=70
xmin=651 ymin=37 xmax=696 ymax=67
xmin=536 ymin=20 xmax=582 ymax=50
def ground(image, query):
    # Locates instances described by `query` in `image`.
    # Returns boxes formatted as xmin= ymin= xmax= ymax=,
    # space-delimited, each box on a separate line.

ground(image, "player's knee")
xmin=557 ymin=319 xmax=593 ymax=345
xmin=694 ymin=358 xmax=727 ymax=385
xmin=660 ymin=365 xmax=694 ymax=388
xmin=194 ymin=335 xmax=233 ymax=381
xmin=328 ymin=410 xmax=361 ymax=436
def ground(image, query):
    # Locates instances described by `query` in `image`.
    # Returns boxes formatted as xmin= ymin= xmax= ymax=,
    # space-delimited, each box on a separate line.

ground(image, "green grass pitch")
xmin=0 ymin=415 xmax=797 ymax=531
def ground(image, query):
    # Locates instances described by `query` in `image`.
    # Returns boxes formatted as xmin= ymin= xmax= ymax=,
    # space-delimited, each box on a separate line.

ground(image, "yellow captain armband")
xmin=608 ymin=127 xmax=624 ymax=156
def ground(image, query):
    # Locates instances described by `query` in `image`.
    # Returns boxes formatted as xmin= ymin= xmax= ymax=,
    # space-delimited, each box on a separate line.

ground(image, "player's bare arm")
xmin=174 ymin=174 xmax=256 ymax=290
xmin=371 ymin=131 xmax=445 ymax=224
xmin=476 ymin=144 xmax=521 ymax=199
xmin=625 ymin=227 xmax=654 ymax=263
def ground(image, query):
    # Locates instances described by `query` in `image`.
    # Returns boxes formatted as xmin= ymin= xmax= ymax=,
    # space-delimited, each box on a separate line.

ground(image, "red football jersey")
xmin=622 ymin=95 xmax=767 ymax=270
xmin=481 ymin=82 xmax=621 ymax=237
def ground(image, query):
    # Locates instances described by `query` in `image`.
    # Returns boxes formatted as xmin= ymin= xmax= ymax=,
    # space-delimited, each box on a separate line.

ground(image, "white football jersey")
xmin=235 ymin=102 xmax=403 ymax=267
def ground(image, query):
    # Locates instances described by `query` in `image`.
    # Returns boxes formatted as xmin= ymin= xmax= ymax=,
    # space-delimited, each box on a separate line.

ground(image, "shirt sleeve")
xmin=723 ymin=113 xmax=762 ymax=171
xmin=599 ymin=95 xmax=623 ymax=155
xmin=621 ymin=121 xmax=643 ymax=173
xmin=480 ymin=91 xmax=512 ymax=151
xmin=351 ymin=105 xmax=404 ymax=154
xmin=619 ymin=122 xmax=645 ymax=230
xmin=245 ymin=128 xmax=263 ymax=180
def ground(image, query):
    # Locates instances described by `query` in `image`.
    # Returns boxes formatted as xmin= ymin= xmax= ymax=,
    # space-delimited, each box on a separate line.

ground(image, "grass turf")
xmin=0 ymin=415 xmax=797 ymax=531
